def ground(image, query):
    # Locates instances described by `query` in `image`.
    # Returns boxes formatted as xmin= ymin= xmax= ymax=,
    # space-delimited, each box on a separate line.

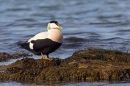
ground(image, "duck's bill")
xmin=58 ymin=24 xmax=63 ymax=29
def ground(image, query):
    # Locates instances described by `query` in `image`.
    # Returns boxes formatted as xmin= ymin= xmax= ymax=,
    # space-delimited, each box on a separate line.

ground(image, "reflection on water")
xmin=0 ymin=0 xmax=130 ymax=85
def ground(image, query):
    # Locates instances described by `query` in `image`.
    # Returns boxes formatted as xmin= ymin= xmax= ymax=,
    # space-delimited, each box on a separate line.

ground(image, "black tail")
xmin=17 ymin=41 xmax=41 ymax=55
xmin=17 ymin=41 xmax=30 ymax=51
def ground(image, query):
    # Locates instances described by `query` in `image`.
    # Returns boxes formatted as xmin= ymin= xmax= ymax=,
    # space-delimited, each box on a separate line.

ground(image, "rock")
xmin=0 ymin=48 xmax=130 ymax=84
xmin=0 ymin=52 xmax=30 ymax=62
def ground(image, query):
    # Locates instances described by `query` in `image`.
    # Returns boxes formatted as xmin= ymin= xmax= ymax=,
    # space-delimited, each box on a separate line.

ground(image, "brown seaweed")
xmin=0 ymin=48 xmax=130 ymax=84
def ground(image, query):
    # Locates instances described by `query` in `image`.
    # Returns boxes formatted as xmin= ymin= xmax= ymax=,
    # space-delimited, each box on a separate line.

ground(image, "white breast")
xmin=48 ymin=29 xmax=63 ymax=43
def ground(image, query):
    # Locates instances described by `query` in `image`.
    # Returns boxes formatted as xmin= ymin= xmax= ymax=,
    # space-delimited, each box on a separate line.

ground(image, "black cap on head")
xmin=50 ymin=20 xmax=58 ymax=25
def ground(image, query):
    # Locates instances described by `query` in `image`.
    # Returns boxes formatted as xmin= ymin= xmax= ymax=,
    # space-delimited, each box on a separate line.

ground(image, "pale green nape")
xmin=47 ymin=23 xmax=51 ymax=30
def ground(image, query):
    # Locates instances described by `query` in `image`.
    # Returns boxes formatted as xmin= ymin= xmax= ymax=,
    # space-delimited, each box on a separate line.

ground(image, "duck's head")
xmin=47 ymin=20 xmax=63 ymax=30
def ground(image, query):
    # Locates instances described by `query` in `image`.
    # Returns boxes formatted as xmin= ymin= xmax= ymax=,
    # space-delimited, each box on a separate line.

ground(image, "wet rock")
xmin=0 ymin=52 xmax=30 ymax=62
xmin=0 ymin=48 xmax=130 ymax=84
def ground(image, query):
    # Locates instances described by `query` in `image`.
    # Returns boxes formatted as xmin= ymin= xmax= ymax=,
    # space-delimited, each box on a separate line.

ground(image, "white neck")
xmin=48 ymin=29 xmax=63 ymax=43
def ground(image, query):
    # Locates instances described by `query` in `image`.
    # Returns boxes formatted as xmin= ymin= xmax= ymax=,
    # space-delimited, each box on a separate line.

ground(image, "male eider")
xmin=19 ymin=20 xmax=63 ymax=60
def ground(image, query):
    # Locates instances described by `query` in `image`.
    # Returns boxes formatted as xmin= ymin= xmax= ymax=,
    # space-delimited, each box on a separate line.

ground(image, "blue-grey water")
xmin=0 ymin=0 xmax=130 ymax=85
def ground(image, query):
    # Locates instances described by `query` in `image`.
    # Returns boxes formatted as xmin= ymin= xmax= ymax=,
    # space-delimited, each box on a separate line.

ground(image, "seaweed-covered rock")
xmin=0 ymin=48 xmax=130 ymax=84
xmin=4 ymin=58 xmax=61 ymax=83
xmin=0 ymin=52 xmax=30 ymax=62
xmin=0 ymin=72 xmax=8 ymax=82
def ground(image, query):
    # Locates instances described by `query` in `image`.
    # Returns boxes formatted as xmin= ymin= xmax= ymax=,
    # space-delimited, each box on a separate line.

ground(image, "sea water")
xmin=0 ymin=0 xmax=130 ymax=85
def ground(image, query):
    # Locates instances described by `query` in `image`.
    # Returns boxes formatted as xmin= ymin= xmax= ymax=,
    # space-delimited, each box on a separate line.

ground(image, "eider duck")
xmin=19 ymin=20 xmax=63 ymax=60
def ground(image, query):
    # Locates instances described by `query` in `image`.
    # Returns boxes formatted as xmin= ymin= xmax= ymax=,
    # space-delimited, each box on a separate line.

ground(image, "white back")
xmin=28 ymin=32 xmax=48 ymax=49
xmin=28 ymin=32 xmax=48 ymax=42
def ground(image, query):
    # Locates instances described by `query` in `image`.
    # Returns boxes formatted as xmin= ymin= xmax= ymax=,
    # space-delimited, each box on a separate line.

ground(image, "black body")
xmin=19 ymin=38 xmax=62 ymax=57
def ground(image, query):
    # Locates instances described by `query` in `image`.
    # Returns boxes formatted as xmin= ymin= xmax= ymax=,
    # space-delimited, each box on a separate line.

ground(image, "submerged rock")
xmin=0 ymin=48 xmax=130 ymax=84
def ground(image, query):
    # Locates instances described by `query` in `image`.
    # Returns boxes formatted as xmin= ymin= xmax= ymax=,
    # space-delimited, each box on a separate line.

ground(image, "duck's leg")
xmin=41 ymin=53 xmax=45 ymax=59
xmin=47 ymin=54 xmax=49 ymax=58
xmin=46 ymin=54 xmax=53 ymax=61
xmin=41 ymin=53 xmax=52 ymax=61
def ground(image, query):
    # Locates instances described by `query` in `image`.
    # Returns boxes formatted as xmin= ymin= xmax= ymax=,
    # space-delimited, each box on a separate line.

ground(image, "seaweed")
xmin=0 ymin=48 xmax=130 ymax=84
